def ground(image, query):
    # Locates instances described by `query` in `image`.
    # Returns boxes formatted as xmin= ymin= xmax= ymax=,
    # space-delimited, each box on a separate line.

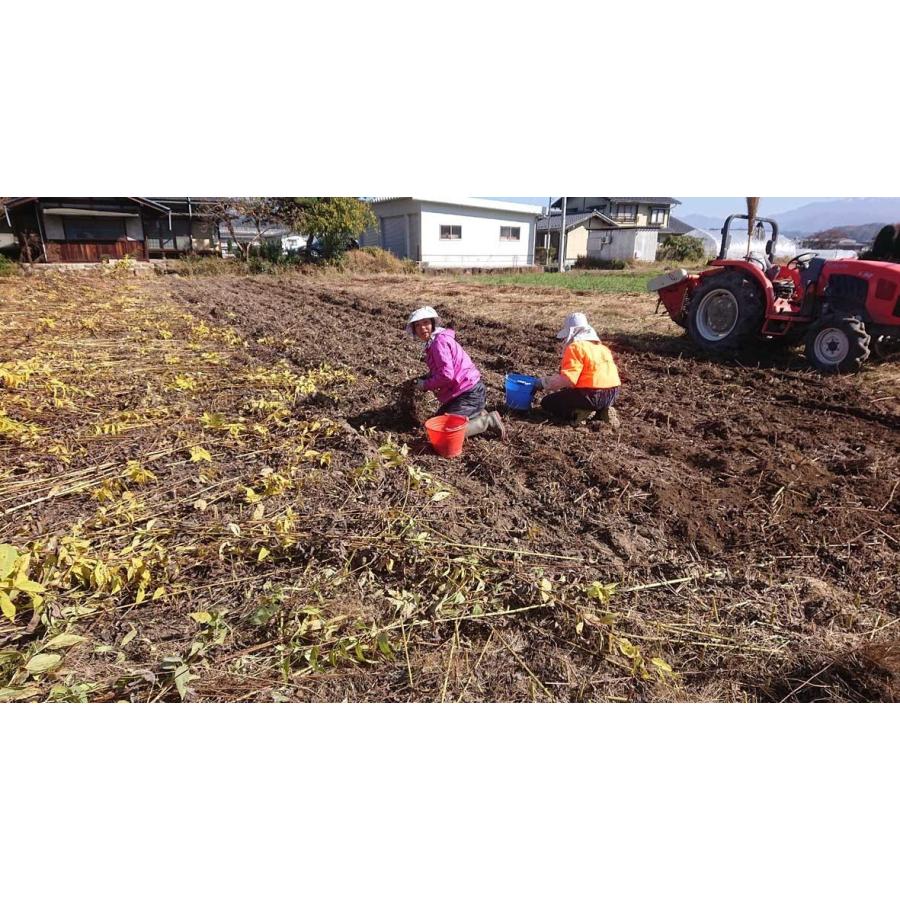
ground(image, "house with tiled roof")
xmin=533 ymin=212 xmax=612 ymax=266
xmin=538 ymin=197 xmax=681 ymax=265
xmin=550 ymin=197 xmax=679 ymax=228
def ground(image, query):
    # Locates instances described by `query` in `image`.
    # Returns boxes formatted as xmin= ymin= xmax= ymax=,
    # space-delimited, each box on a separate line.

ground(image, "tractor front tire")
xmin=686 ymin=272 xmax=765 ymax=353
xmin=871 ymin=333 xmax=900 ymax=361
xmin=805 ymin=316 xmax=871 ymax=374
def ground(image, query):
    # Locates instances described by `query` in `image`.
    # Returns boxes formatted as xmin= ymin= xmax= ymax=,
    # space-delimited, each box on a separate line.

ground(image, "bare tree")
xmin=196 ymin=198 xmax=285 ymax=261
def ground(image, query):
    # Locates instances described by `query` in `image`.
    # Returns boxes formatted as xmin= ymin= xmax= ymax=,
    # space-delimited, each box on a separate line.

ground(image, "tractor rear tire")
xmin=805 ymin=316 xmax=871 ymax=374
xmin=686 ymin=272 xmax=765 ymax=353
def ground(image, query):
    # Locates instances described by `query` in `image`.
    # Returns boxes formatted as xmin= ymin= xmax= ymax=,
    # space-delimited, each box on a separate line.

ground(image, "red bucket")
xmin=424 ymin=414 xmax=468 ymax=458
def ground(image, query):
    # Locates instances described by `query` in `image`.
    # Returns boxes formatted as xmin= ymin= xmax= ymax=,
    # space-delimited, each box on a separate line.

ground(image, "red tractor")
xmin=649 ymin=214 xmax=900 ymax=373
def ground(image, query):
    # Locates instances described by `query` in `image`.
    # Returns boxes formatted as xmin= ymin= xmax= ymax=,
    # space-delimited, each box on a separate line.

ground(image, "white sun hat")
xmin=405 ymin=305 xmax=441 ymax=335
xmin=556 ymin=312 xmax=599 ymax=344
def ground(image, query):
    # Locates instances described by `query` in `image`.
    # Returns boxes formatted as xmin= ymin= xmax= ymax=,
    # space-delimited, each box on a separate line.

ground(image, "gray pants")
xmin=437 ymin=381 xmax=487 ymax=418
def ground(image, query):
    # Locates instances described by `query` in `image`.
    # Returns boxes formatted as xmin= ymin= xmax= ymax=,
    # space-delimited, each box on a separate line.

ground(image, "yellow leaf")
xmin=190 ymin=611 xmax=212 ymax=624
xmin=244 ymin=487 xmax=263 ymax=504
xmin=651 ymin=657 xmax=674 ymax=675
xmin=430 ymin=490 xmax=451 ymax=503
xmin=189 ymin=446 xmax=212 ymax=463
xmin=151 ymin=587 xmax=166 ymax=602
xmin=582 ymin=610 xmax=617 ymax=628
xmin=257 ymin=547 xmax=270 ymax=562
xmin=121 ymin=627 xmax=138 ymax=647
xmin=44 ymin=633 xmax=86 ymax=650
xmin=0 ymin=591 xmax=16 ymax=622
xmin=25 ymin=653 xmax=62 ymax=674
xmin=0 ymin=544 xmax=17 ymax=580
xmin=587 ymin=581 xmax=618 ymax=604
xmin=14 ymin=578 xmax=45 ymax=595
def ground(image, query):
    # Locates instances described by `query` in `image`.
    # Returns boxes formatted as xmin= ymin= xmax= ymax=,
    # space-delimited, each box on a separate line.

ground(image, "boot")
xmin=488 ymin=410 xmax=508 ymax=441
xmin=599 ymin=406 xmax=621 ymax=430
xmin=572 ymin=409 xmax=594 ymax=426
xmin=465 ymin=411 xmax=492 ymax=437
xmin=466 ymin=411 xmax=507 ymax=440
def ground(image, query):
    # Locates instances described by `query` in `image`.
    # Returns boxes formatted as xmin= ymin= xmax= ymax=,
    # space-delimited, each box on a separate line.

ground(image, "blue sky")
xmin=489 ymin=197 xmax=841 ymax=217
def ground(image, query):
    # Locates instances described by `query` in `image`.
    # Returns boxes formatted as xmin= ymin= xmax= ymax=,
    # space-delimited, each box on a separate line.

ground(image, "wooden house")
xmin=2 ymin=197 xmax=219 ymax=263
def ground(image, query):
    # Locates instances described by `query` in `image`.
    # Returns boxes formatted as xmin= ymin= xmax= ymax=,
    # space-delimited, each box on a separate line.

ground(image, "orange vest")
xmin=560 ymin=340 xmax=620 ymax=389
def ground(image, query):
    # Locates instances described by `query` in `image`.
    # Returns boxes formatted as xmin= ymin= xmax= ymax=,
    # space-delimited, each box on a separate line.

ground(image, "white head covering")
xmin=556 ymin=312 xmax=600 ymax=345
xmin=405 ymin=305 xmax=442 ymax=336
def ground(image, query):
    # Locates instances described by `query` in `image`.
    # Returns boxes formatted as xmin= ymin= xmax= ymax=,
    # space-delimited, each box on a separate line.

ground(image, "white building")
xmin=361 ymin=197 xmax=542 ymax=268
xmin=586 ymin=227 xmax=660 ymax=264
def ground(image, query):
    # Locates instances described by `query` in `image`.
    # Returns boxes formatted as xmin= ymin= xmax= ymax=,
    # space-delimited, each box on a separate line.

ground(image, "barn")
xmin=361 ymin=197 xmax=541 ymax=268
xmin=2 ymin=197 xmax=219 ymax=263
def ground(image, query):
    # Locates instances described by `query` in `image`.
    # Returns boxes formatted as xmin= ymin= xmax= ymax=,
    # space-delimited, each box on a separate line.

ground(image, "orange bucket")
xmin=424 ymin=414 xmax=468 ymax=458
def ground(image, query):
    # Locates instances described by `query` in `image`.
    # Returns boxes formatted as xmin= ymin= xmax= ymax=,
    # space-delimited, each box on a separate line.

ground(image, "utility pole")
xmin=544 ymin=196 xmax=552 ymax=267
xmin=558 ymin=196 xmax=567 ymax=273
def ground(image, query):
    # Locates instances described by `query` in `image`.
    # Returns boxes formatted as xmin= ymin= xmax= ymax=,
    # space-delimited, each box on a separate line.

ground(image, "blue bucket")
xmin=505 ymin=373 xmax=540 ymax=411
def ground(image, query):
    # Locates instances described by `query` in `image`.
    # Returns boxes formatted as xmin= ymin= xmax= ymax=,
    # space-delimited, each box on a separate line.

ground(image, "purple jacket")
xmin=421 ymin=329 xmax=481 ymax=405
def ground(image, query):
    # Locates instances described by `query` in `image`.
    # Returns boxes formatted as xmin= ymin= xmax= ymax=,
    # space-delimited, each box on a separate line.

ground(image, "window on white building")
xmin=500 ymin=226 xmax=521 ymax=241
xmin=613 ymin=204 xmax=637 ymax=222
xmin=649 ymin=207 xmax=667 ymax=225
xmin=440 ymin=225 xmax=462 ymax=240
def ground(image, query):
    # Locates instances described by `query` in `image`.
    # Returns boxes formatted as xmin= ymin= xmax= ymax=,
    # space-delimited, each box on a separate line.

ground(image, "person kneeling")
xmin=406 ymin=305 xmax=507 ymax=440
xmin=536 ymin=312 xmax=621 ymax=427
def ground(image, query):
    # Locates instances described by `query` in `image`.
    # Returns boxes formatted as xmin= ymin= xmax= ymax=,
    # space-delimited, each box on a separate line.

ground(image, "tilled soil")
xmin=169 ymin=273 xmax=900 ymax=701
xmin=4 ymin=271 xmax=898 ymax=703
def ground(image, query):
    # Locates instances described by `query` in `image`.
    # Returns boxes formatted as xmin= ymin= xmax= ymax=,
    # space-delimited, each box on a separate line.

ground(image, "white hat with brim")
xmin=405 ymin=305 xmax=441 ymax=335
xmin=557 ymin=311 xmax=599 ymax=344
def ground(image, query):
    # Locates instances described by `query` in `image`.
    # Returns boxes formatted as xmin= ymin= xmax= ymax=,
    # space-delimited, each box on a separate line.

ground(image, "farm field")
xmin=461 ymin=269 xmax=670 ymax=294
xmin=1 ymin=269 xmax=899 ymax=702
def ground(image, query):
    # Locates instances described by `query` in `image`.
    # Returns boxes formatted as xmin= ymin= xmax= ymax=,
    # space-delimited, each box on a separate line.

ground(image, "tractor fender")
xmin=656 ymin=274 xmax=698 ymax=325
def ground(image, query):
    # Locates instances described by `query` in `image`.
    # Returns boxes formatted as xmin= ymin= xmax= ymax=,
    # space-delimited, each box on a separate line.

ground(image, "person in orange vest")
xmin=534 ymin=312 xmax=621 ymax=427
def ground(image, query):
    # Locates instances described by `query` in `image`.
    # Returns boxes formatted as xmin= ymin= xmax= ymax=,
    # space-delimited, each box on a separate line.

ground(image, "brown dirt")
xmin=169 ymin=272 xmax=900 ymax=700
xmin=2 ymin=270 xmax=898 ymax=702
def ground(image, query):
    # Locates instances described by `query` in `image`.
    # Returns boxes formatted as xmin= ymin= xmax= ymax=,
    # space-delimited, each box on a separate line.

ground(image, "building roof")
xmin=551 ymin=196 xmax=681 ymax=209
xmin=2 ymin=196 xmax=173 ymax=213
xmin=659 ymin=215 xmax=695 ymax=235
xmin=604 ymin=197 xmax=680 ymax=205
xmin=536 ymin=211 xmax=618 ymax=231
xmin=368 ymin=197 xmax=543 ymax=216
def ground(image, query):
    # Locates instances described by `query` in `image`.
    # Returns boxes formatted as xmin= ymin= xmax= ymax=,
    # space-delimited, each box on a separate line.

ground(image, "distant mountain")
xmin=682 ymin=198 xmax=900 ymax=238
xmin=807 ymin=223 xmax=886 ymax=243
xmin=681 ymin=213 xmax=723 ymax=231
xmin=775 ymin=199 xmax=900 ymax=235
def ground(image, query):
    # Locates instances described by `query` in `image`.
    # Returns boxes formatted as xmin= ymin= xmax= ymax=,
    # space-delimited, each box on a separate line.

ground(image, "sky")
xmin=489 ymin=197 xmax=842 ymax=217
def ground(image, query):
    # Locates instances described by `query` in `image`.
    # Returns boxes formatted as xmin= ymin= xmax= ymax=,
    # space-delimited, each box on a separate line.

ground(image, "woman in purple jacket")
xmin=406 ymin=306 xmax=506 ymax=439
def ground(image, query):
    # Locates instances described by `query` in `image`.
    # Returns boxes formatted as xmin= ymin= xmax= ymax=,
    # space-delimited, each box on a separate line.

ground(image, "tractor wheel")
xmin=871 ymin=333 xmax=900 ymax=361
xmin=805 ymin=316 xmax=871 ymax=374
xmin=686 ymin=272 xmax=765 ymax=353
